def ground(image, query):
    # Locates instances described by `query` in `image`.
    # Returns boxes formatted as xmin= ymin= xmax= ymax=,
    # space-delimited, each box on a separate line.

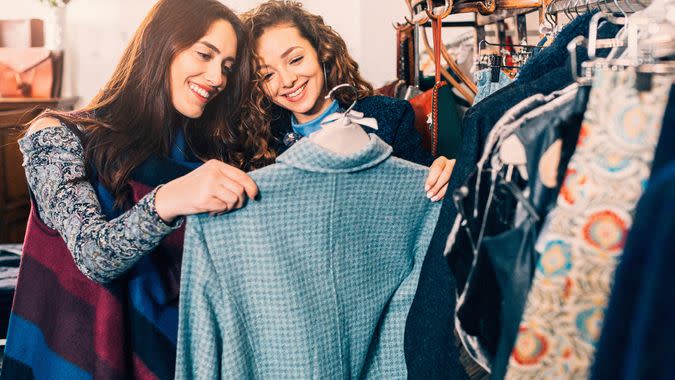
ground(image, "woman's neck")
xmin=292 ymin=96 xmax=333 ymax=124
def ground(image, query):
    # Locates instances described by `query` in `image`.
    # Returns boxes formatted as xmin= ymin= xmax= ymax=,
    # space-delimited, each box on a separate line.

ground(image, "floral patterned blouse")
xmin=19 ymin=124 xmax=181 ymax=283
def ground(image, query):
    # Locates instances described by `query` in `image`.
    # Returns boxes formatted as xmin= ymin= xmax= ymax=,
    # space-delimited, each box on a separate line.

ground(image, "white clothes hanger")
xmin=309 ymin=84 xmax=379 ymax=155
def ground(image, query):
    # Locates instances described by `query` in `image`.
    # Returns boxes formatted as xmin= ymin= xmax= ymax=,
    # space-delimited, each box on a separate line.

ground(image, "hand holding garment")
xmin=176 ymin=135 xmax=442 ymax=379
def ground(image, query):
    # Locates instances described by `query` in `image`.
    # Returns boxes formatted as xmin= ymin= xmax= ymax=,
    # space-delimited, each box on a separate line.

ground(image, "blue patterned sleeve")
xmin=19 ymin=125 xmax=182 ymax=283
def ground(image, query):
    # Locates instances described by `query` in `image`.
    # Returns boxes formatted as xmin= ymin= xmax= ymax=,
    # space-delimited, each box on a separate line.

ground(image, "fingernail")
xmin=424 ymin=184 xmax=430 ymax=191
xmin=431 ymin=195 xmax=440 ymax=202
xmin=426 ymin=191 xmax=433 ymax=199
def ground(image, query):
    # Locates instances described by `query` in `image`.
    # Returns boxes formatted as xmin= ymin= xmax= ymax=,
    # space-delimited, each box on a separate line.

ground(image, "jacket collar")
xmin=276 ymin=133 xmax=392 ymax=174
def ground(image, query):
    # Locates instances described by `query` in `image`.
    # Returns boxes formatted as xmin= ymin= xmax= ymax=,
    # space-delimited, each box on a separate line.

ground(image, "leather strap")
xmin=433 ymin=13 xmax=442 ymax=84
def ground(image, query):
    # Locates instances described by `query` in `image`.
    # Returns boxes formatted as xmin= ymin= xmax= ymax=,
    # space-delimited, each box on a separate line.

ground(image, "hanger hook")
xmin=567 ymin=35 xmax=590 ymax=83
xmin=614 ymin=0 xmax=627 ymax=18
xmin=425 ymin=0 xmax=453 ymax=20
xmin=325 ymin=83 xmax=359 ymax=114
xmin=574 ymin=0 xmax=583 ymax=16
xmin=622 ymin=0 xmax=636 ymax=13
xmin=545 ymin=0 xmax=558 ymax=28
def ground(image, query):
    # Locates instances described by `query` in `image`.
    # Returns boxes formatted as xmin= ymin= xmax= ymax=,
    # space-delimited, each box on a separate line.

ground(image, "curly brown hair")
xmin=241 ymin=0 xmax=374 ymax=134
xmin=37 ymin=0 xmax=275 ymax=208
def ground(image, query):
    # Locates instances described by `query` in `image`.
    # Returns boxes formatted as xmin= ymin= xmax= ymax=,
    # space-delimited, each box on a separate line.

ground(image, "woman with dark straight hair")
xmin=2 ymin=0 xmax=272 ymax=378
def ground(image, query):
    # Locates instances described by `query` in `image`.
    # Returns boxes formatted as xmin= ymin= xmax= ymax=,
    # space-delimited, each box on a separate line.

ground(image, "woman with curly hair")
xmin=3 ymin=0 xmax=274 ymax=378
xmin=242 ymin=0 xmax=455 ymax=202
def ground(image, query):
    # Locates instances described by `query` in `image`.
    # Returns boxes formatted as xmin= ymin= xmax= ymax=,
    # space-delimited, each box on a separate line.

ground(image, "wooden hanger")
xmin=440 ymin=41 xmax=478 ymax=94
xmin=423 ymin=0 xmax=478 ymax=94
xmin=420 ymin=25 xmax=476 ymax=103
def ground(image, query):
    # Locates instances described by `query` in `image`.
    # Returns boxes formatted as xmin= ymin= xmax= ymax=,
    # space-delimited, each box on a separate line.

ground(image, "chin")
xmin=176 ymin=105 xmax=204 ymax=119
xmin=285 ymin=101 xmax=314 ymax=116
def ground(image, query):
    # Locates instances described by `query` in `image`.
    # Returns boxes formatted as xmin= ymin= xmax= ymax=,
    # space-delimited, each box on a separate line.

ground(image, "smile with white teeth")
xmin=285 ymin=83 xmax=306 ymax=98
xmin=190 ymin=83 xmax=211 ymax=99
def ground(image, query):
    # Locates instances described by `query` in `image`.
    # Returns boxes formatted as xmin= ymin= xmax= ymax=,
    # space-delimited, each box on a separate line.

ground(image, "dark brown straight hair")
xmin=39 ymin=0 xmax=274 ymax=207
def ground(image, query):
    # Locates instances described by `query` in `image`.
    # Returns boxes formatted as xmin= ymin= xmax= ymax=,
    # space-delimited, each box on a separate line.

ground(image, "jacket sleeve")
xmin=391 ymin=101 xmax=434 ymax=167
xmin=176 ymin=217 xmax=256 ymax=379
xmin=176 ymin=217 xmax=223 ymax=380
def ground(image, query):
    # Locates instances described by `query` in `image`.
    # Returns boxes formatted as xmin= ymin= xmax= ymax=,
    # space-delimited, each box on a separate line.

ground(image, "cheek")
xmin=263 ymin=79 xmax=279 ymax=98
xmin=306 ymin=62 xmax=324 ymax=85
xmin=169 ymin=55 xmax=191 ymax=94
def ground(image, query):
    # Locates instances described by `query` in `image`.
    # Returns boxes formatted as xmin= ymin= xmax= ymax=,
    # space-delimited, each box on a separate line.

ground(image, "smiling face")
xmin=256 ymin=24 xmax=331 ymax=124
xmin=169 ymin=19 xmax=237 ymax=119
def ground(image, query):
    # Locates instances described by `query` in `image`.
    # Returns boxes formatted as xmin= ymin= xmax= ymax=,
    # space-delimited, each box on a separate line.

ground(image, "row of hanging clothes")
xmin=384 ymin=0 xmax=674 ymax=379
xmin=441 ymin=0 xmax=675 ymax=378
xmin=379 ymin=0 xmax=539 ymax=161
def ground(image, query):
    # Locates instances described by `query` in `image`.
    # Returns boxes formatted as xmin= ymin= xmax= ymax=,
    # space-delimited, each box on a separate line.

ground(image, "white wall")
xmin=1 ymin=1 xmax=537 ymax=105
xmin=1 ymin=0 xmax=423 ymax=106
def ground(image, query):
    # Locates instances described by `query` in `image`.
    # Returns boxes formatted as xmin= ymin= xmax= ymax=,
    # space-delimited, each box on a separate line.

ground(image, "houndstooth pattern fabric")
xmin=176 ymin=135 xmax=442 ymax=379
xmin=504 ymin=69 xmax=671 ymax=379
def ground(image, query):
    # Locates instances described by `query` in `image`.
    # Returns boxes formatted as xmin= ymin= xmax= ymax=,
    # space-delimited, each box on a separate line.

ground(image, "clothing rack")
xmin=546 ymin=0 xmax=652 ymax=14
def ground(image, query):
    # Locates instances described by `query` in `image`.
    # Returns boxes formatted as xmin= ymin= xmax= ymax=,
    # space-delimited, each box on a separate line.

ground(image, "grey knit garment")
xmin=176 ymin=135 xmax=442 ymax=379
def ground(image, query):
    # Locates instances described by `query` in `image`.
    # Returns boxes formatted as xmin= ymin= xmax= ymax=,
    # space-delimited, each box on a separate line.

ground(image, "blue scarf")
xmin=290 ymin=100 xmax=340 ymax=137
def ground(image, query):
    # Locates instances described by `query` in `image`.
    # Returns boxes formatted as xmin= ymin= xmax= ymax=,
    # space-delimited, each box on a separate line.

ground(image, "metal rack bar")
xmin=547 ymin=0 xmax=651 ymax=14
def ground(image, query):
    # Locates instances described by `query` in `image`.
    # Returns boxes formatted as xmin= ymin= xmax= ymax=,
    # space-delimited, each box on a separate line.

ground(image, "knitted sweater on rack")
xmin=176 ymin=135 xmax=442 ymax=379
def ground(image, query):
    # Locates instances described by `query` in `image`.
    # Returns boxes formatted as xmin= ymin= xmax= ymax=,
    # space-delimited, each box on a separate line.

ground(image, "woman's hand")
xmin=154 ymin=159 xmax=258 ymax=222
xmin=425 ymin=156 xmax=456 ymax=202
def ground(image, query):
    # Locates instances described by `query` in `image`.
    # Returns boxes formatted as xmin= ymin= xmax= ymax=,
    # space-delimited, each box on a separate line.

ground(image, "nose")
xmin=277 ymin=67 xmax=297 ymax=89
xmin=205 ymin=61 xmax=224 ymax=88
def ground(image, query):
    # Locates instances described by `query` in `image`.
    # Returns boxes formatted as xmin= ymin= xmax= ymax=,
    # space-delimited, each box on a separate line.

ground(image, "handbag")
xmin=0 ymin=47 xmax=54 ymax=98
xmin=408 ymin=7 xmax=461 ymax=158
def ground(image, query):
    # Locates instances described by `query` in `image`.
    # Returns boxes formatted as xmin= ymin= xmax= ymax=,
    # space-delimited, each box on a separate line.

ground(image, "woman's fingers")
xmin=425 ymin=157 xmax=446 ymax=193
xmin=220 ymin=180 xmax=246 ymax=210
xmin=209 ymin=189 xmax=239 ymax=214
xmin=426 ymin=158 xmax=456 ymax=201
xmin=215 ymin=161 xmax=259 ymax=200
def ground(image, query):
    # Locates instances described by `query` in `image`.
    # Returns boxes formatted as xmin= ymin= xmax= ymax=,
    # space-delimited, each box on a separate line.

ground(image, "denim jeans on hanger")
xmin=472 ymin=68 xmax=514 ymax=105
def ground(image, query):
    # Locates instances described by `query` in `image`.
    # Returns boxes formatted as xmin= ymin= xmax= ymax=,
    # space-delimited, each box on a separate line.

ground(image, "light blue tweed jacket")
xmin=176 ymin=135 xmax=442 ymax=379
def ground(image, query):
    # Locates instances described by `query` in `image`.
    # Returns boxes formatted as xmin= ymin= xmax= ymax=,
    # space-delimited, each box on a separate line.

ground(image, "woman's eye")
xmin=197 ymin=51 xmax=211 ymax=60
xmin=289 ymin=56 xmax=303 ymax=65
xmin=262 ymin=72 xmax=274 ymax=81
xmin=222 ymin=66 xmax=233 ymax=76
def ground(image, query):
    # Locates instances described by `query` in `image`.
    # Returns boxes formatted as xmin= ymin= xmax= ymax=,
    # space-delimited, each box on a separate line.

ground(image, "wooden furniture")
xmin=0 ymin=97 xmax=77 ymax=243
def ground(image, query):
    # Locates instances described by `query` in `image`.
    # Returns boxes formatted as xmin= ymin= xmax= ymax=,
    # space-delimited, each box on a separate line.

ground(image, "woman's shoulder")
xmin=20 ymin=116 xmax=83 ymax=156
xmin=356 ymin=95 xmax=411 ymax=112
xmin=353 ymin=95 xmax=413 ymax=126
xmin=27 ymin=116 xmax=65 ymax=135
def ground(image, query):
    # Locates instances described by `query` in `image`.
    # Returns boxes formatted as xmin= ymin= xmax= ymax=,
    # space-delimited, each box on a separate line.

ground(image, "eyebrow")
xmin=281 ymin=46 xmax=302 ymax=59
xmin=198 ymin=41 xmax=235 ymax=63
xmin=259 ymin=46 xmax=302 ymax=70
